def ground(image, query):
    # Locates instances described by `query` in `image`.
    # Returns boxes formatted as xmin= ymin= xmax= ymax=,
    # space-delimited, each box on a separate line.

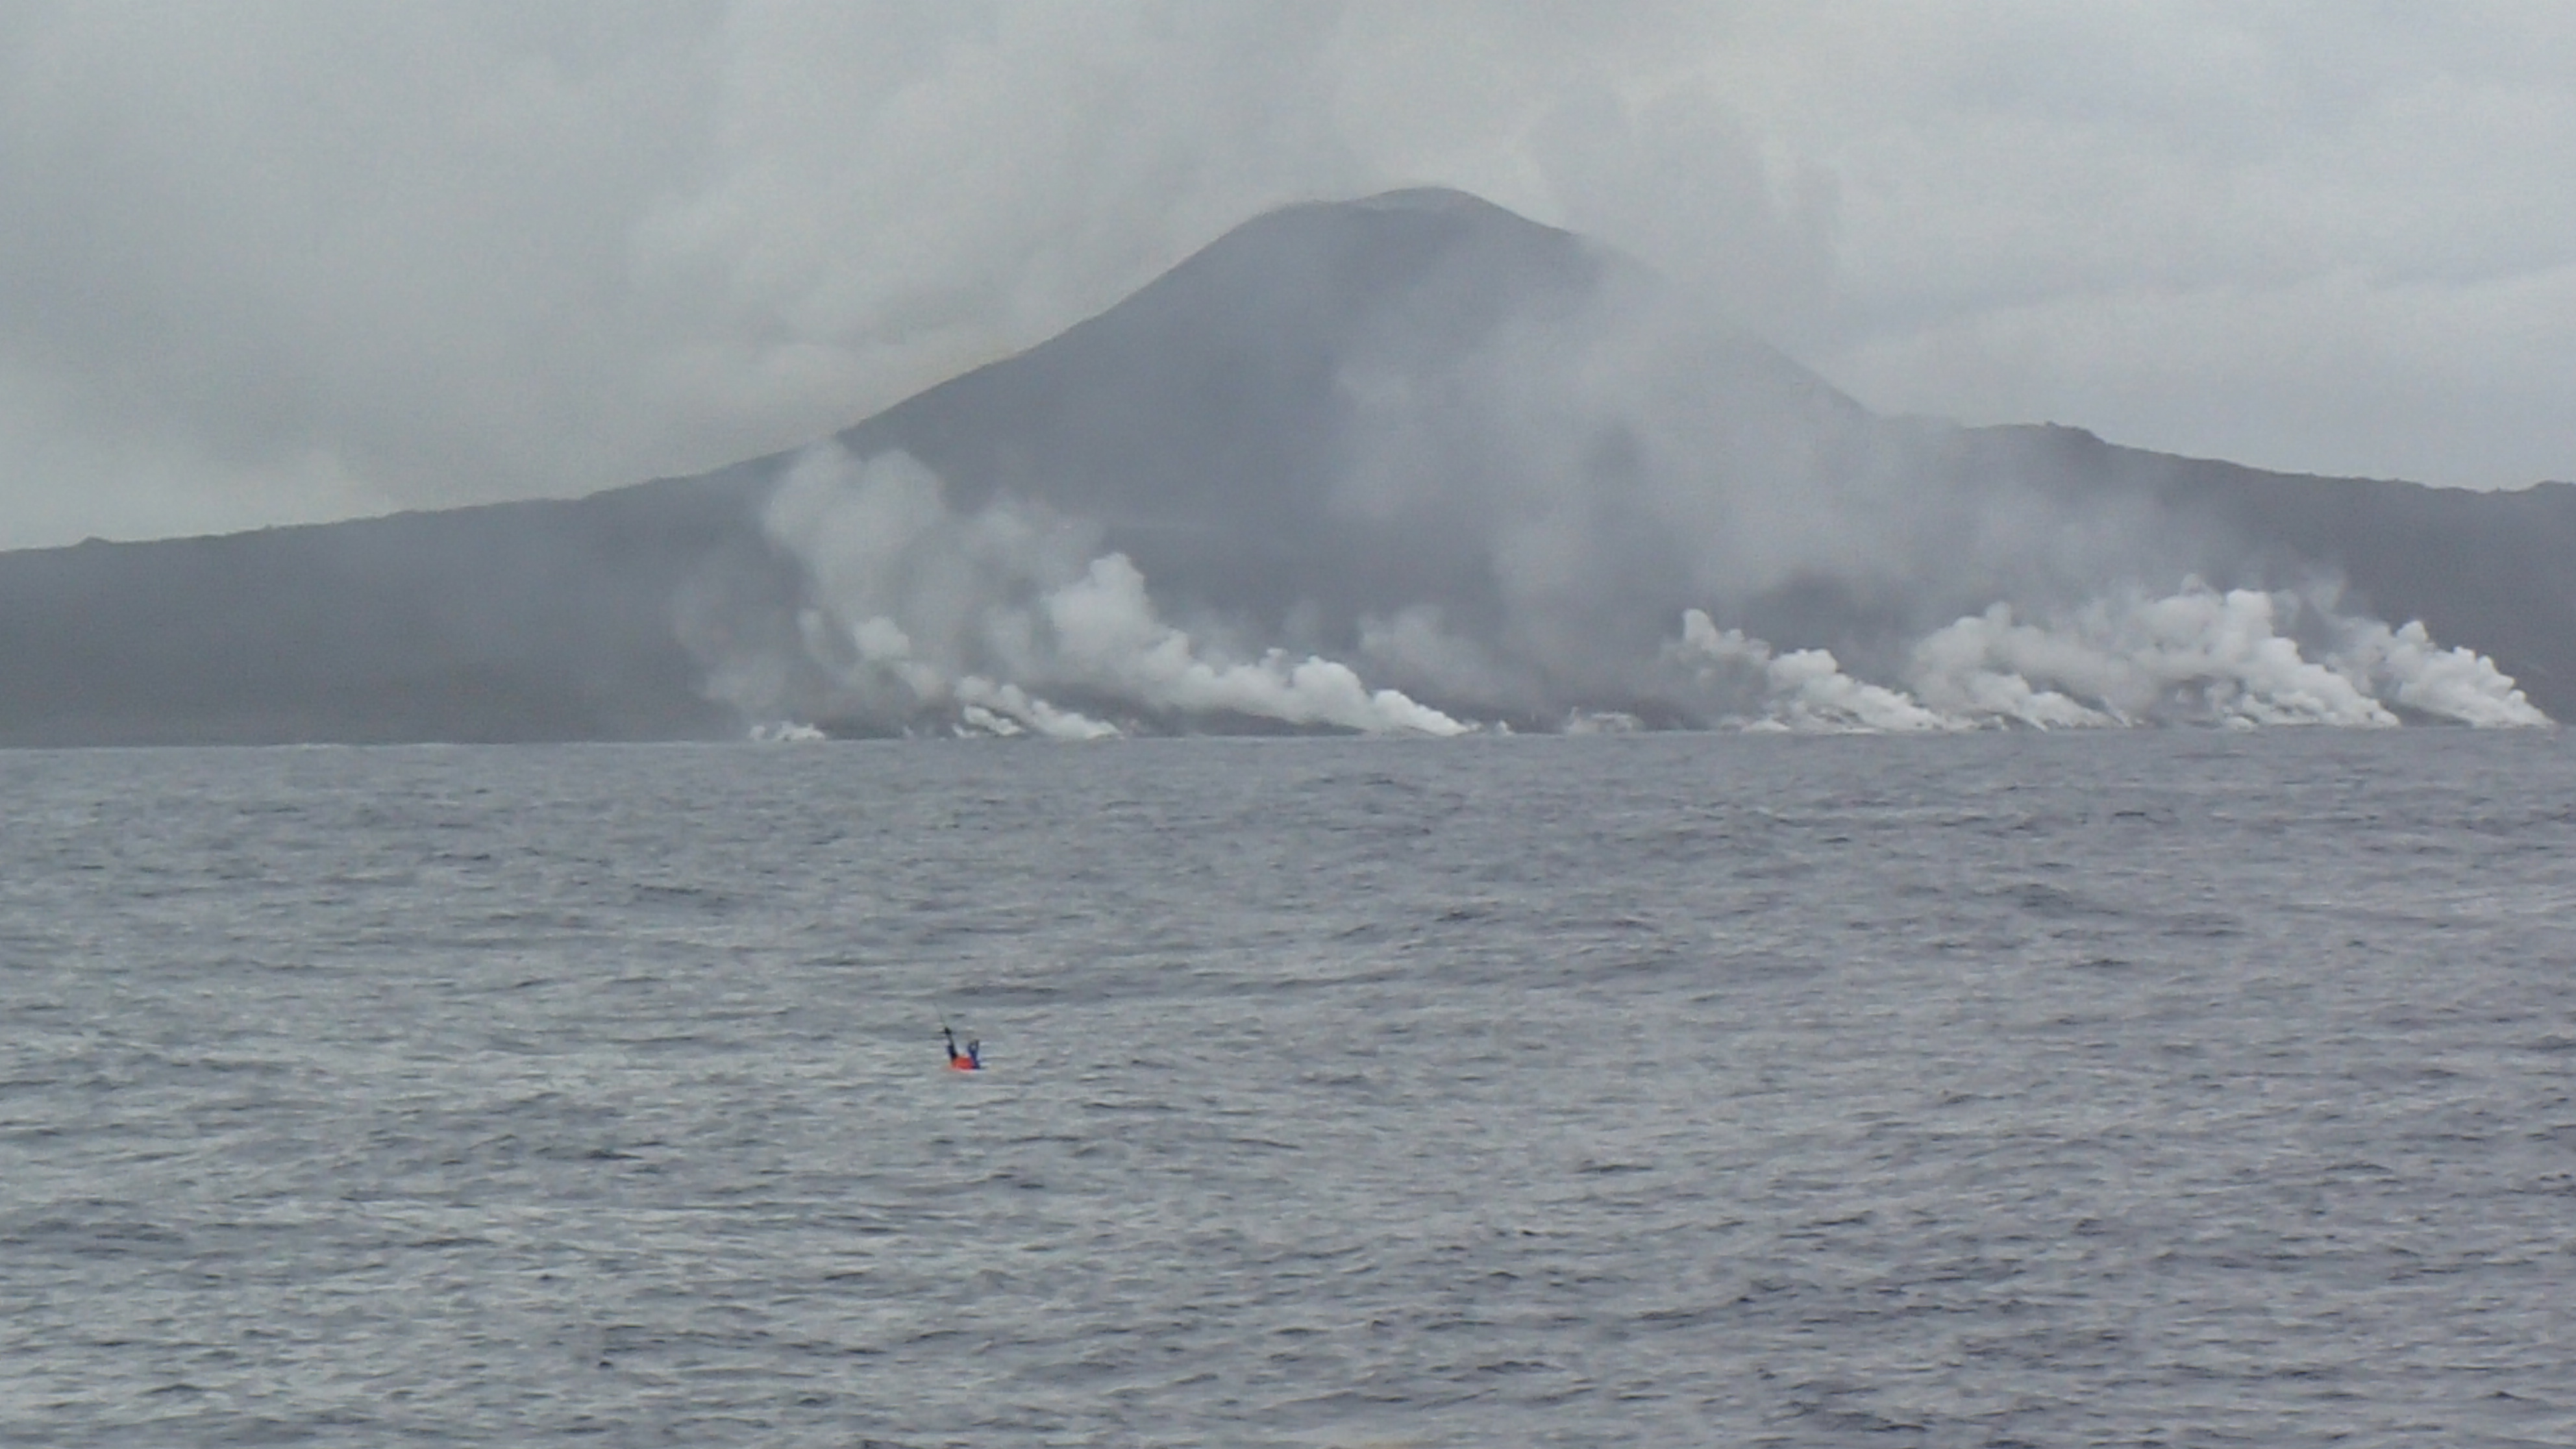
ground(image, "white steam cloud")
xmin=716 ymin=440 xmax=2551 ymax=739
xmin=2331 ymin=616 xmax=2553 ymax=728
xmin=1672 ymin=586 xmax=2547 ymax=733
xmin=743 ymin=443 xmax=1466 ymax=737
xmin=1673 ymin=612 xmax=1959 ymax=733
xmin=1908 ymin=591 xmax=2392 ymax=728
xmin=1041 ymin=555 xmax=1467 ymax=736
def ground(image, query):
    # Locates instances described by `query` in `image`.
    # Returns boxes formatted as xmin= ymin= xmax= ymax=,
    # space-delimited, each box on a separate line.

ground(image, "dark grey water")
xmin=5 ymin=731 xmax=2574 ymax=1447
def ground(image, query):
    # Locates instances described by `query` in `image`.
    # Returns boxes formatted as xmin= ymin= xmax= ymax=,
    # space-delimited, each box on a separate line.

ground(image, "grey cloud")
xmin=2 ymin=2 xmax=2573 ymax=550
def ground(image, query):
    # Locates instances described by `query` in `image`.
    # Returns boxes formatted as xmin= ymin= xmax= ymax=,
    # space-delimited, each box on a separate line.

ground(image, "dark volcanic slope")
xmin=2 ymin=188 xmax=2571 ymax=743
xmin=0 ymin=471 xmax=763 ymax=745
xmin=1949 ymin=425 xmax=2576 ymax=713
xmin=825 ymin=188 xmax=1856 ymax=628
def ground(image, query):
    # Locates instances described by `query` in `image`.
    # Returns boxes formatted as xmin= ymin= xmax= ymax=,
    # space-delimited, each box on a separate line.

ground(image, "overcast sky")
xmin=3 ymin=1 xmax=2572 ymax=549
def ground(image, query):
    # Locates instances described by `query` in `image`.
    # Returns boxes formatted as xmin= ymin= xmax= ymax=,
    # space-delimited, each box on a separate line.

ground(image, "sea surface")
xmin=4 ymin=730 xmax=2573 ymax=1447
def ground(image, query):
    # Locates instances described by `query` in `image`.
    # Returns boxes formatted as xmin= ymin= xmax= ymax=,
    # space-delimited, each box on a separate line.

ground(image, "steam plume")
xmin=689 ymin=195 xmax=2555 ymax=739
xmin=743 ymin=442 xmax=1465 ymax=736
xmin=1665 ymin=588 xmax=2547 ymax=732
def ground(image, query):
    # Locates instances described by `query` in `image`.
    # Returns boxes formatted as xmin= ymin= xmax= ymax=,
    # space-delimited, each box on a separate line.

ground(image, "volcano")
xmin=2 ymin=188 xmax=2568 ymax=744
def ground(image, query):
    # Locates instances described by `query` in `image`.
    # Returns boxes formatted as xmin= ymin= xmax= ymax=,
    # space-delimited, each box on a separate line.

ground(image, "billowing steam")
xmin=724 ymin=438 xmax=2544 ymax=737
xmin=1041 ymin=555 xmax=1467 ymax=735
xmin=1670 ymin=613 xmax=1957 ymax=732
xmin=695 ymin=195 xmax=2552 ymax=739
xmin=1671 ymin=588 xmax=2545 ymax=732
xmin=740 ymin=443 xmax=1467 ymax=737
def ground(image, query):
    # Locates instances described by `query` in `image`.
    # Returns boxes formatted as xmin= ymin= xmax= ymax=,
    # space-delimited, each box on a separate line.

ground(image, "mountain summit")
xmin=2 ymin=191 xmax=2568 ymax=743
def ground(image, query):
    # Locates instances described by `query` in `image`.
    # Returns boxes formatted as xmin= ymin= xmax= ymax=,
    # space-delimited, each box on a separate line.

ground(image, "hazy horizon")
xmin=5 ymin=3 xmax=2576 ymax=551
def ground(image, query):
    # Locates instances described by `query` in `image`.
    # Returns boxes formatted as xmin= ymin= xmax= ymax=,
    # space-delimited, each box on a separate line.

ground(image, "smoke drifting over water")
xmin=1677 ymin=591 xmax=2545 ymax=733
xmin=693 ymin=192 xmax=2553 ymax=739
xmin=1909 ymin=591 xmax=2546 ymax=729
xmin=740 ymin=443 xmax=1466 ymax=738
xmin=727 ymin=443 xmax=2544 ymax=739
